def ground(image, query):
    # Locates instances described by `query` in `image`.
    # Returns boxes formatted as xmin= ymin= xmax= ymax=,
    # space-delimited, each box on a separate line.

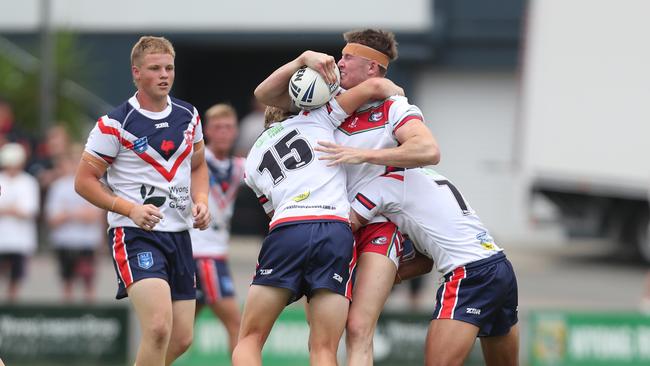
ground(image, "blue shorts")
xmin=195 ymin=257 xmax=235 ymax=304
xmin=108 ymin=227 xmax=196 ymax=301
xmin=253 ymin=221 xmax=355 ymax=304
xmin=432 ymin=252 xmax=518 ymax=337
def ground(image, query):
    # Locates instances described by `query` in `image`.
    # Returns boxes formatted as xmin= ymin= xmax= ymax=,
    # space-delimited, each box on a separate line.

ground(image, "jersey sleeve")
xmin=387 ymin=96 xmax=425 ymax=135
xmin=312 ymin=98 xmax=348 ymax=128
xmin=351 ymin=175 xmax=402 ymax=221
xmin=192 ymin=108 xmax=203 ymax=143
xmin=84 ymin=116 xmax=121 ymax=165
xmin=243 ymin=166 xmax=274 ymax=214
xmin=350 ymin=179 xmax=384 ymax=221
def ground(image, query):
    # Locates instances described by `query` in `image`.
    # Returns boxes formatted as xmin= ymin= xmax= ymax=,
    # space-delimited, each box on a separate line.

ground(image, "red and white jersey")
xmin=190 ymin=150 xmax=246 ymax=257
xmin=245 ymin=99 xmax=350 ymax=231
xmin=351 ymin=168 xmax=502 ymax=275
xmin=84 ymin=94 xmax=203 ymax=232
xmin=335 ymin=95 xmax=424 ymax=203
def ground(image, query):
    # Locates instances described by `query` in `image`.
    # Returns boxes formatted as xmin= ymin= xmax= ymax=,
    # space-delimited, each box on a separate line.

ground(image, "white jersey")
xmin=84 ymin=94 xmax=203 ymax=232
xmin=190 ymin=150 xmax=246 ymax=257
xmin=245 ymin=99 xmax=350 ymax=231
xmin=351 ymin=167 xmax=502 ymax=275
xmin=335 ymin=95 xmax=424 ymax=202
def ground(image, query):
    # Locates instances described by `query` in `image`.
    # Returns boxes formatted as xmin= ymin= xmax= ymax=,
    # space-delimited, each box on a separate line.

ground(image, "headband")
xmin=342 ymin=43 xmax=390 ymax=69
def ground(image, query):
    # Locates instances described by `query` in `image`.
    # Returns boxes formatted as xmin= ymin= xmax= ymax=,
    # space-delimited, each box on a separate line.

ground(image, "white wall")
xmin=413 ymin=70 xmax=560 ymax=244
xmin=0 ymin=0 xmax=432 ymax=32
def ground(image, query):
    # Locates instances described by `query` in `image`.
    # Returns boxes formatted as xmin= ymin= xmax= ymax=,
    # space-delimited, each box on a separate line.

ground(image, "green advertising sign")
xmin=530 ymin=311 xmax=650 ymax=366
xmin=175 ymin=306 xmax=310 ymax=366
xmin=0 ymin=304 xmax=129 ymax=366
xmin=177 ymin=308 xmax=484 ymax=366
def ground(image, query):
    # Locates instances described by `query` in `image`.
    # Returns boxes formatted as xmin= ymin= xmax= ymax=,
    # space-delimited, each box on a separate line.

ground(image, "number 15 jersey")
xmin=244 ymin=100 xmax=350 ymax=231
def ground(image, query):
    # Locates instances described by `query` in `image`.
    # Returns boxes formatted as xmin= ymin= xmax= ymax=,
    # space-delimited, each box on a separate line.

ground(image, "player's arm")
xmin=335 ymin=78 xmax=404 ymax=115
xmin=74 ymin=152 xmax=162 ymax=230
xmin=190 ymin=140 xmax=210 ymax=230
xmin=317 ymin=120 xmax=440 ymax=167
xmin=349 ymin=208 xmax=369 ymax=233
xmin=396 ymin=250 xmax=434 ymax=284
xmin=254 ymin=50 xmax=338 ymax=111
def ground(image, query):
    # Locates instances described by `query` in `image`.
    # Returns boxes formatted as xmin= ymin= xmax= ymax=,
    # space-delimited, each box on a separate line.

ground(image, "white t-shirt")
xmin=190 ymin=151 xmax=246 ymax=257
xmin=84 ymin=94 xmax=203 ymax=232
xmin=245 ymin=99 xmax=350 ymax=230
xmin=45 ymin=175 xmax=103 ymax=249
xmin=351 ymin=168 xmax=502 ymax=275
xmin=0 ymin=171 xmax=39 ymax=254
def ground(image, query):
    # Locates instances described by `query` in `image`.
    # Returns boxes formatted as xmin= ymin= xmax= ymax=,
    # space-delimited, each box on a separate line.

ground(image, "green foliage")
xmin=0 ymin=32 xmax=91 ymax=140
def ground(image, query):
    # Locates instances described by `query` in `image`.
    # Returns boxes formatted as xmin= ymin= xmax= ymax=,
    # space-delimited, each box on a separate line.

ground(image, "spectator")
xmin=29 ymin=124 xmax=71 ymax=189
xmin=45 ymin=145 xmax=103 ymax=302
xmin=233 ymin=97 xmax=265 ymax=157
xmin=0 ymin=143 xmax=39 ymax=302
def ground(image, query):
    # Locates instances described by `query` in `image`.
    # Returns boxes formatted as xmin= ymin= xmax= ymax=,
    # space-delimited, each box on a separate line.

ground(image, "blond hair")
xmin=205 ymin=103 xmax=238 ymax=121
xmin=264 ymin=106 xmax=293 ymax=129
xmin=131 ymin=36 xmax=175 ymax=66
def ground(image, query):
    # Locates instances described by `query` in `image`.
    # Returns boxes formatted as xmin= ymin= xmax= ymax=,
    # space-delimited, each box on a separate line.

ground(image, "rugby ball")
xmin=289 ymin=65 xmax=340 ymax=110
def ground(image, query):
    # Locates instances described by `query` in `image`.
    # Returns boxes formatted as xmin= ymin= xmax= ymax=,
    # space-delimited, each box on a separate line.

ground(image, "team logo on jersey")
xmin=155 ymin=122 xmax=169 ymax=129
xmin=369 ymin=111 xmax=384 ymax=122
xmin=133 ymin=136 xmax=148 ymax=153
xmin=371 ymin=236 xmax=388 ymax=245
xmin=137 ymin=252 xmax=154 ymax=269
xmin=184 ymin=130 xmax=194 ymax=146
xmin=476 ymin=232 xmax=496 ymax=250
xmin=140 ymin=184 xmax=166 ymax=207
xmin=160 ymin=139 xmax=176 ymax=156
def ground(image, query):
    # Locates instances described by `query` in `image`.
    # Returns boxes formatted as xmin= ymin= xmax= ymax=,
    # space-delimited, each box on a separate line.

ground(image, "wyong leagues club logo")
xmin=140 ymin=184 xmax=166 ymax=207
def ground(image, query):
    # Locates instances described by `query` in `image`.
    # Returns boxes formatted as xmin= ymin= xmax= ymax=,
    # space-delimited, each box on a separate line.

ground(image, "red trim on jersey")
xmin=393 ymin=114 xmax=423 ymax=134
xmin=98 ymin=118 xmax=134 ymax=149
xmin=97 ymin=117 xmax=196 ymax=182
xmin=437 ymin=266 xmax=467 ymax=319
xmin=269 ymin=215 xmax=349 ymax=231
xmin=138 ymin=145 xmax=193 ymax=182
xmin=383 ymin=173 xmax=404 ymax=181
xmin=258 ymin=195 xmax=269 ymax=205
xmin=355 ymin=193 xmax=376 ymax=210
xmin=199 ymin=259 xmax=220 ymax=303
xmin=338 ymin=99 xmax=395 ymax=135
xmin=112 ymin=227 xmax=133 ymax=287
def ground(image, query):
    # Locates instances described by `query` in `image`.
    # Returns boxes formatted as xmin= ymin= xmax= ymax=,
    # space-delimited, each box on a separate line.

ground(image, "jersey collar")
xmin=128 ymin=93 xmax=172 ymax=120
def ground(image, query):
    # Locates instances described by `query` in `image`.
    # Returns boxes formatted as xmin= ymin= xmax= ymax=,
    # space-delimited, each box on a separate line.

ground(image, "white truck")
xmin=521 ymin=0 xmax=650 ymax=260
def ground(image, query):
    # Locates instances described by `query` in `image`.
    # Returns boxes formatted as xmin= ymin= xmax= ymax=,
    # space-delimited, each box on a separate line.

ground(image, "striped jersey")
xmin=84 ymin=93 xmax=203 ymax=232
xmin=351 ymin=167 xmax=502 ymax=274
xmin=190 ymin=150 xmax=246 ymax=257
xmin=244 ymin=99 xmax=350 ymax=231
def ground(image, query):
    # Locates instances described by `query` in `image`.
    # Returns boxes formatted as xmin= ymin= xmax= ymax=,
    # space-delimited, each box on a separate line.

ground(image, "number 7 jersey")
xmin=244 ymin=100 xmax=350 ymax=231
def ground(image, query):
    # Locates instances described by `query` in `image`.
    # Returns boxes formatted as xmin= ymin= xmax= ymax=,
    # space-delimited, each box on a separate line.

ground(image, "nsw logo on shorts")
xmin=371 ymin=236 xmax=388 ymax=245
xmin=137 ymin=252 xmax=154 ymax=269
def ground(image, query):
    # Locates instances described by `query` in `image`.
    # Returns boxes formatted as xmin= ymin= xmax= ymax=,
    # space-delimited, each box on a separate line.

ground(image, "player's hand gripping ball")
xmin=289 ymin=65 xmax=340 ymax=110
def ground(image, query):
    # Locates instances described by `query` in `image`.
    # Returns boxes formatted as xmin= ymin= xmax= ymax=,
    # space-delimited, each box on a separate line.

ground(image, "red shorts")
xmin=354 ymin=222 xmax=404 ymax=268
